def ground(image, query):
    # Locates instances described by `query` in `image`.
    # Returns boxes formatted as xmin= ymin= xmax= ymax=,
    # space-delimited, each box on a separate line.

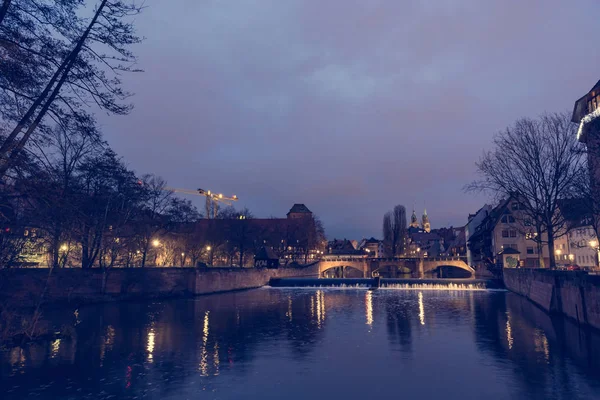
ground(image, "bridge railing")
xmin=320 ymin=256 xmax=367 ymax=263
xmin=364 ymin=256 xmax=467 ymax=262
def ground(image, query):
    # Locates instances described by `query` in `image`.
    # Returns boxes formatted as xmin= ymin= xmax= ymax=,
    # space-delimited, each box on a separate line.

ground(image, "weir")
xmin=269 ymin=278 xmax=504 ymax=290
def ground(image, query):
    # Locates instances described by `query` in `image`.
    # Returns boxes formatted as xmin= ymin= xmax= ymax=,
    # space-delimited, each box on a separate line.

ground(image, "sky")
xmin=99 ymin=0 xmax=600 ymax=239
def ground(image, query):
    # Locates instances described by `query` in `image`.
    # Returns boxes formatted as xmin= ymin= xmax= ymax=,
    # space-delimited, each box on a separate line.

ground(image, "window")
xmin=508 ymin=216 xmax=515 ymax=223
xmin=509 ymin=230 xmax=517 ymax=238
xmin=501 ymin=216 xmax=508 ymax=223
xmin=511 ymin=203 xmax=519 ymax=210
xmin=506 ymin=243 xmax=518 ymax=251
xmin=527 ymin=247 xmax=534 ymax=254
xmin=502 ymin=230 xmax=509 ymax=238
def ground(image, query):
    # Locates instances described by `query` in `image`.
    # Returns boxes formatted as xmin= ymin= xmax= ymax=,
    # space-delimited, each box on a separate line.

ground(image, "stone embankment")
xmin=503 ymin=268 xmax=600 ymax=330
xmin=0 ymin=266 xmax=319 ymax=307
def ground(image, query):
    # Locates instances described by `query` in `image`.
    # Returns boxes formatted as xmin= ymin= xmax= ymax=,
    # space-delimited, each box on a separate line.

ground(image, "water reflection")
xmin=365 ymin=291 xmax=373 ymax=326
xmin=1 ymin=289 xmax=600 ymax=399
xmin=418 ymin=291 xmax=425 ymax=326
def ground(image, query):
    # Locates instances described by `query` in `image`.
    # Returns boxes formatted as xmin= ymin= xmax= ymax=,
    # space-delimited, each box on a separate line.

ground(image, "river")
xmin=1 ymin=288 xmax=600 ymax=399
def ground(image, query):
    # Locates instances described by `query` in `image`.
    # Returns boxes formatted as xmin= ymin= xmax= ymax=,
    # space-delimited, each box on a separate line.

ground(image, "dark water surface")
xmin=2 ymin=288 xmax=600 ymax=400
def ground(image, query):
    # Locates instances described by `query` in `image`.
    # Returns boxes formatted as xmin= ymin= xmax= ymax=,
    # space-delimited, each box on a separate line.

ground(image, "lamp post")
xmin=206 ymin=245 xmax=212 ymax=266
xmin=152 ymin=239 xmax=161 ymax=266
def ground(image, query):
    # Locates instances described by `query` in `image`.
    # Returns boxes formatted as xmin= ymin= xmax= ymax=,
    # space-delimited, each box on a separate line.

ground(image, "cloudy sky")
xmin=99 ymin=0 xmax=600 ymax=239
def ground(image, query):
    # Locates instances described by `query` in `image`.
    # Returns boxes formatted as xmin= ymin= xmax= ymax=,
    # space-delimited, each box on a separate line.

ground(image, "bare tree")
xmin=0 ymin=0 xmax=143 ymax=177
xmin=383 ymin=205 xmax=407 ymax=257
xmin=468 ymin=113 xmax=584 ymax=269
xmin=136 ymin=174 xmax=172 ymax=267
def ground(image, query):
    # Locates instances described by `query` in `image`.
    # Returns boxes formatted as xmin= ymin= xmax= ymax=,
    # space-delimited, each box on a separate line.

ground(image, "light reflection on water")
xmin=2 ymin=289 xmax=600 ymax=400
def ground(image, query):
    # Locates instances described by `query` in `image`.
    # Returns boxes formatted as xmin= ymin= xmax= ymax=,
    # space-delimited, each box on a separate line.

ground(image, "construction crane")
xmin=165 ymin=187 xmax=238 ymax=219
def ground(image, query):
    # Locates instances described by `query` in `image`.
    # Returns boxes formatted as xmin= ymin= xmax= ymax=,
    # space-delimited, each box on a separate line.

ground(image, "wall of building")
xmin=503 ymin=268 xmax=600 ymax=330
xmin=465 ymin=205 xmax=491 ymax=267
xmin=0 ymin=266 xmax=319 ymax=307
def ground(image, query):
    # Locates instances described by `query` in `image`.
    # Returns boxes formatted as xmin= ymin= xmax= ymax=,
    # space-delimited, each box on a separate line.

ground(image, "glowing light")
xmin=60 ymin=244 xmax=68 ymax=251
xmin=418 ymin=292 xmax=425 ymax=325
xmin=206 ymin=246 xmax=212 ymax=251
xmin=152 ymin=239 xmax=160 ymax=247
xmin=181 ymin=252 xmax=185 ymax=257
xmin=577 ymin=107 xmax=600 ymax=140
xmin=147 ymin=328 xmax=155 ymax=363
xmin=200 ymin=311 xmax=210 ymax=376
xmin=506 ymin=319 xmax=514 ymax=350
xmin=50 ymin=338 xmax=61 ymax=358
xmin=555 ymin=249 xmax=562 ymax=256
xmin=316 ymin=290 xmax=326 ymax=327
xmin=569 ymin=254 xmax=575 ymax=261
xmin=365 ymin=291 xmax=373 ymax=326
xmin=218 ymin=193 xmax=223 ymax=199
xmin=590 ymin=240 xmax=599 ymax=249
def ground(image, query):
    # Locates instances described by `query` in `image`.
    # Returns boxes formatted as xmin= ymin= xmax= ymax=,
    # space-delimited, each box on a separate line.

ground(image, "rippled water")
xmin=2 ymin=288 xmax=600 ymax=400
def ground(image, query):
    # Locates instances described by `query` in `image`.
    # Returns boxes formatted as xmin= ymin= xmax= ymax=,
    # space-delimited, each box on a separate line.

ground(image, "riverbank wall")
xmin=503 ymin=268 xmax=600 ymax=330
xmin=0 ymin=266 xmax=319 ymax=307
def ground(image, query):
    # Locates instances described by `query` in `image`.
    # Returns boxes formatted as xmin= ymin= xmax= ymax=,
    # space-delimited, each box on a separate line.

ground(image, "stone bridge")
xmin=318 ymin=255 xmax=474 ymax=278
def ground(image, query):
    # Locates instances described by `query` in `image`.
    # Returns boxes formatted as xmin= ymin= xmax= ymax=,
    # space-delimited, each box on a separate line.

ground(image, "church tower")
xmin=410 ymin=209 xmax=419 ymax=229
xmin=422 ymin=209 xmax=431 ymax=233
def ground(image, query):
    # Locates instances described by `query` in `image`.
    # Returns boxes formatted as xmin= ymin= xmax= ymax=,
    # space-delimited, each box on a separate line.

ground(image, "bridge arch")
xmin=321 ymin=264 xmax=365 ymax=278
xmin=371 ymin=265 xmax=412 ymax=278
xmin=422 ymin=259 xmax=474 ymax=278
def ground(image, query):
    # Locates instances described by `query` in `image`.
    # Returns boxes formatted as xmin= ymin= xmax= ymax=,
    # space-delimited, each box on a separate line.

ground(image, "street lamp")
xmin=152 ymin=239 xmax=160 ymax=248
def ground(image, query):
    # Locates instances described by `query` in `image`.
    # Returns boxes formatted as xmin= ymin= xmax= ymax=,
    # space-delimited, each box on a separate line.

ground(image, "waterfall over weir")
xmin=269 ymin=278 xmax=504 ymax=290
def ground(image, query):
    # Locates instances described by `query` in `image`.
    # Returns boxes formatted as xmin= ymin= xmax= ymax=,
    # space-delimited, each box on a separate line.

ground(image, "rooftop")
xmin=287 ymin=204 xmax=312 ymax=215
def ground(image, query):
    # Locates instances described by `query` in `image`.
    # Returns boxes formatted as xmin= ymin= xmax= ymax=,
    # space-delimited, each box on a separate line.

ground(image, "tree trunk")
xmin=0 ymin=0 xmax=12 ymax=25
xmin=547 ymin=226 xmax=556 ymax=269
xmin=141 ymin=245 xmax=148 ymax=268
xmin=0 ymin=0 xmax=109 ymax=177
xmin=537 ymin=241 xmax=545 ymax=268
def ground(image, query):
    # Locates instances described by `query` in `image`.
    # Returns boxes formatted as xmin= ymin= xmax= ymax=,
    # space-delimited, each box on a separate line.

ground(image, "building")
xmin=286 ymin=204 xmax=313 ymax=219
xmin=572 ymin=80 xmax=600 ymax=239
xmin=407 ymin=231 xmax=443 ymax=257
xmin=445 ymin=227 xmax=467 ymax=257
xmin=422 ymin=210 xmax=431 ymax=233
xmin=409 ymin=209 xmax=431 ymax=234
xmin=357 ymin=237 xmax=385 ymax=257
xmin=560 ymin=199 xmax=599 ymax=269
xmin=327 ymin=239 xmax=360 ymax=255
xmin=466 ymin=196 xmax=594 ymax=272
xmin=465 ymin=205 xmax=492 ymax=267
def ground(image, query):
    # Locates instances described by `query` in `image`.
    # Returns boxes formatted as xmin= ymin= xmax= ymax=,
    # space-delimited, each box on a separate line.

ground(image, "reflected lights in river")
xmin=147 ymin=327 xmax=155 ymax=363
xmin=100 ymin=325 xmax=116 ymax=366
xmin=418 ymin=292 xmax=425 ymax=325
xmin=200 ymin=311 xmax=210 ymax=376
xmin=9 ymin=347 xmax=26 ymax=375
xmin=534 ymin=329 xmax=550 ymax=363
xmin=365 ymin=291 xmax=373 ymax=326
xmin=316 ymin=290 xmax=326 ymax=328
xmin=213 ymin=343 xmax=220 ymax=376
xmin=286 ymin=296 xmax=293 ymax=322
xmin=506 ymin=318 xmax=514 ymax=350
xmin=50 ymin=338 xmax=61 ymax=359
